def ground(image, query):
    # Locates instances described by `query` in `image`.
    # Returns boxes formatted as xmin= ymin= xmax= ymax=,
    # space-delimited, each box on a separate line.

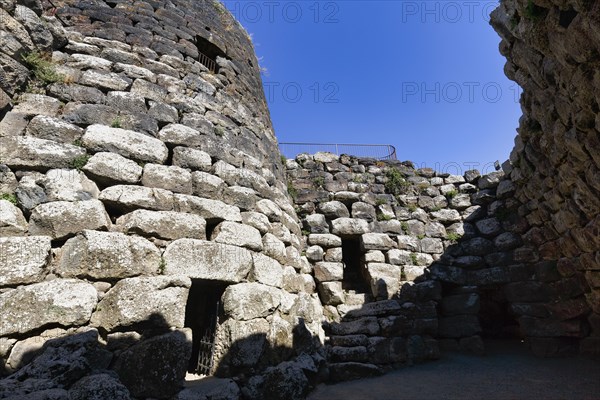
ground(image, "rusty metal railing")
xmin=279 ymin=142 xmax=397 ymax=161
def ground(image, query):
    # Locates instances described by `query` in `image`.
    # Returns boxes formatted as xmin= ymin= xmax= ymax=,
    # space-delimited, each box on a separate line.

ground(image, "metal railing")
xmin=279 ymin=142 xmax=397 ymax=161
xmin=198 ymin=52 xmax=217 ymax=72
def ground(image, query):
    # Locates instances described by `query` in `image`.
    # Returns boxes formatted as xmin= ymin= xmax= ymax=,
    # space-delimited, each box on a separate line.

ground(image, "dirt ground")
xmin=308 ymin=340 xmax=600 ymax=400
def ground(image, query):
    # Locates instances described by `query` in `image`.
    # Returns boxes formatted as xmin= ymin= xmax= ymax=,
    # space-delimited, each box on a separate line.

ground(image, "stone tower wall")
xmin=491 ymin=0 xmax=600 ymax=355
xmin=0 ymin=0 xmax=325 ymax=398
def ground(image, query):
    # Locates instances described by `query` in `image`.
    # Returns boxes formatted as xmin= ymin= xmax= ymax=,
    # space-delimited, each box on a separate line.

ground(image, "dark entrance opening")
xmin=195 ymin=36 xmax=227 ymax=72
xmin=341 ymin=238 xmax=368 ymax=293
xmin=478 ymin=286 xmax=521 ymax=339
xmin=184 ymin=280 xmax=227 ymax=374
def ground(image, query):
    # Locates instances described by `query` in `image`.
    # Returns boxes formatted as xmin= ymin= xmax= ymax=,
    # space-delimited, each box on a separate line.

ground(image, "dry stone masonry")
xmin=0 ymin=0 xmax=598 ymax=399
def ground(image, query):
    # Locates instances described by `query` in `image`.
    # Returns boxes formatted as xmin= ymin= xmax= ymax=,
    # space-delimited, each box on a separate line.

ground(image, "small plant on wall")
xmin=384 ymin=167 xmax=410 ymax=196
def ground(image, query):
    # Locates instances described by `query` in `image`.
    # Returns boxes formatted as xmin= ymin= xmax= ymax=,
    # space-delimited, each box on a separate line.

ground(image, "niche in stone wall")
xmin=195 ymin=35 xmax=227 ymax=72
xmin=184 ymin=280 xmax=227 ymax=375
xmin=341 ymin=238 xmax=369 ymax=294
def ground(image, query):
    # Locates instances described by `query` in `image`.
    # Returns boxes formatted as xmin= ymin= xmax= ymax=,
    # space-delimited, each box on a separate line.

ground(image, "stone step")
xmin=328 ymin=362 xmax=383 ymax=382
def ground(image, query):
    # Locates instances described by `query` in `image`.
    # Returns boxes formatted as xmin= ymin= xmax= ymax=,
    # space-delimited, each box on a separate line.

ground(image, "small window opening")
xmin=195 ymin=36 xmax=226 ymax=73
xmin=206 ymin=221 xmax=220 ymax=240
xmin=341 ymin=239 xmax=368 ymax=293
xmin=184 ymin=280 xmax=227 ymax=375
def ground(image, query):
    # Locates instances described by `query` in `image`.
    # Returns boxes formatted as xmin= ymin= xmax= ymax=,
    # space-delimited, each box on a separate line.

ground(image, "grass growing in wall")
xmin=384 ymin=167 xmax=410 ymax=196
xmin=410 ymin=253 xmax=418 ymax=265
xmin=70 ymin=155 xmax=90 ymax=171
xmin=111 ymin=117 xmax=122 ymax=128
xmin=0 ymin=193 xmax=18 ymax=205
xmin=287 ymin=180 xmax=297 ymax=201
xmin=158 ymin=257 xmax=167 ymax=274
xmin=401 ymin=222 xmax=409 ymax=234
xmin=446 ymin=232 xmax=462 ymax=244
xmin=377 ymin=214 xmax=392 ymax=222
xmin=313 ymin=176 xmax=325 ymax=189
xmin=22 ymin=52 xmax=64 ymax=85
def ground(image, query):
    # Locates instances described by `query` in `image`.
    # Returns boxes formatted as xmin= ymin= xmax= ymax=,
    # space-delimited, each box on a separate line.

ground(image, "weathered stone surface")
xmin=318 ymin=201 xmax=349 ymax=219
xmin=0 ymin=279 xmax=97 ymax=336
xmin=475 ymin=218 xmax=502 ymax=237
xmin=79 ymin=70 xmax=130 ymax=91
xmin=43 ymin=169 xmax=99 ymax=202
xmin=256 ymin=199 xmax=283 ymax=222
xmin=28 ymin=200 xmax=111 ymax=240
xmin=242 ymin=211 xmax=271 ymax=234
xmin=157 ymin=123 xmax=203 ymax=146
xmin=0 ymin=137 xmax=86 ymax=171
xmin=163 ymin=239 xmax=252 ymax=283
xmin=26 ymin=116 xmax=83 ymax=144
xmin=211 ymin=221 xmax=262 ymax=251
xmin=360 ymin=233 xmax=397 ymax=251
xmin=81 ymin=124 xmax=168 ymax=164
xmin=331 ymin=218 xmax=370 ymax=236
xmin=99 ymin=185 xmax=174 ymax=212
xmin=69 ymin=374 xmax=131 ymax=400
xmin=250 ymin=253 xmax=283 ymax=288
xmin=328 ymin=362 xmax=382 ymax=382
xmin=0 ymin=199 xmax=27 ymax=236
xmin=56 ymin=230 xmax=160 ymax=279
xmin=173 ymin=194 xmax=242 ymax=222
xmin=318 ymin=281 xmax=344 ymax=305
xmin=308 ymin=234 xmax=342 ymax=248
xmin=365 ymin=263 xmax=401 ymax=299
xmin=330 ymin=317 xmax=380 ymax=336
xmin=438 ymin=315 xmax=481 ymax=338
xmin=404 ymin=265 xmax=426 ymax=281
xmin=82 ymin=152 xmax=143 ymax=185
xmin=117 ymin=210 xmax=206 ymax=240
xmin=113 ymin=329 xmax=192 ymax=399
xmin=173 ymin=147 xmax=212 ymax=171
xmin=142 ymin=164 xmax=192 ymax=194
xmin=91 ymin=276 xmax=190 ymax=331
xmin=441 ymin=293 xmax=480 ymax=315
xmin=223 ymin=283 xmax=281 ymax=321
xmin=176 ymin=378 xmax=240 ymax=400
xmin=0 ymin=236 xmax=50 ymax=287
xmin=431 ymin=209 xmax=461 ymax=223
xmin=314 ymin=262 xmax=344 ymax=282
xmin=352 ymin=202 xmax=376 ymax=222
xmin=0 ymin=330 xmax=109 ymax=397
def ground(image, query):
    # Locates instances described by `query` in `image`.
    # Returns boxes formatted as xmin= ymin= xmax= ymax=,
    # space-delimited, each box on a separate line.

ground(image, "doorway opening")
xmin=184 ymin=280 xmax=227 ymax=375
xmin=478 ymin=286 xmax=522 ymax=339
xmin=341 ymin=238 xmax=368 ymax=293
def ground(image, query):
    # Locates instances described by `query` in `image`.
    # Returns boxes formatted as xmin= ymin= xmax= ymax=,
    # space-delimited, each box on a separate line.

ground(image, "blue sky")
xmin=222 ymin=1 xmax=522 ymax=174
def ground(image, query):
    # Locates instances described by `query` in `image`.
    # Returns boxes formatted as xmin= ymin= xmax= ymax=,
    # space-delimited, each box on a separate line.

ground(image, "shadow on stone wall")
xmin=0 ymin=313 xmax=191 ymax=399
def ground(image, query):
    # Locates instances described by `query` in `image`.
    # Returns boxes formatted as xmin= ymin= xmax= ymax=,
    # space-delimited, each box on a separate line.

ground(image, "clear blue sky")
xmin=222 ymin=1 xmax=522 ymax=174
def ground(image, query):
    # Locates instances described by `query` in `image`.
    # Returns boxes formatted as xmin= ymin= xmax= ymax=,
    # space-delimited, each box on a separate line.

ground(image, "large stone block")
xmin=55 ymin=230 xmax=161 ymax=280
xmin=360 ymin=233 xmax=397 ymax=251
xmin=91 ymin=275 xmax=191 ymax=331
xmin=42 ymin=169 xmax=99 ymax=202
xmin=82 ymin=152 xmax=143 ymax=185
xmin=250 ymin=253 xmax=283 ymax=288
xmin=211 ymin=221 xmax=262 ymax=251
xmin=99 ymin=185 xmax=174 ymax=212
xmin=0 ymin=279 xmax=97 ymax=336
xmin=28 ymin=200 xmax=111 ymax=240
xmin=163 ymin=239 xmax=252 ymax=283
xmin=0 ymin=137 xmax=87 ymax=171
xmin=0 ymin=236 xmax=50 ymax=288
xmin=314 ymin=262 xmax=344 ymax=282
xmin=222 ymin=282 xmax=281 ymax=321
xmin=141 ymin=164 xmax=192 ymax=194
xmin=117 ymin=210 xmax=206 ymax=240
xmin=331 ymin=218 xmax=370 ymax=237
xmin=81 ymin=124 xmax=168 ymax=164
xmin=113 ymin=329 xmax=192 ymax=398
xmin=0 ymin=199 xmax=27 ymax=236
xmin=173 ymin=194 xmax=242 ymax=222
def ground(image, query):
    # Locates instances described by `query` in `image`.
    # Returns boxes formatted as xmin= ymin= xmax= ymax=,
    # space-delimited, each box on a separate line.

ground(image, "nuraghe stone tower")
xmin=0 ymin=0 xmax=598 ymax=399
